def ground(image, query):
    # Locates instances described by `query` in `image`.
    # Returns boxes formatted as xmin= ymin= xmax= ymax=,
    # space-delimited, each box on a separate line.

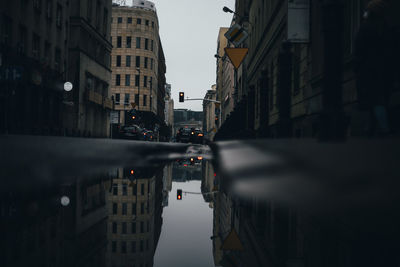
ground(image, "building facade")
xmin=0 ymin=0 xmax=69 ymax=135
xmin=215 ymin=0 xmax=397 ymax=141
xmin=111 ymin=0 xmax=165 ymax=132
xmin=63 ymin=0 xmax=113 ymax=138
xmin=203 ymin=85 xmax=217 ymax=141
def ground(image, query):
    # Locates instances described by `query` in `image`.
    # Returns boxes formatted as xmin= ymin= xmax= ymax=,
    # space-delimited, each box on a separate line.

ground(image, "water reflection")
xmin=106 ymin=167 xmax=164 ymax=267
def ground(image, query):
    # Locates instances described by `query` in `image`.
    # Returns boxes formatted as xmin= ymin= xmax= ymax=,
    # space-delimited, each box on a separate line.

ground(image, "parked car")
xmin=119 ymin=125 xmax=143 ymax=140
xmin=190 ymin=128 xmax=204 ymax=144
xmin=142 ymin=129 xmax=154 ymax=141
xmin=176 ymin=127 xmax=192 ymax=143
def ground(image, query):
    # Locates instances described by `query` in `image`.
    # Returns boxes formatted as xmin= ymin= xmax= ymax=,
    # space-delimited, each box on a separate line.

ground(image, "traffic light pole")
xmin=184 ymin=98 xmax=221 ymax=104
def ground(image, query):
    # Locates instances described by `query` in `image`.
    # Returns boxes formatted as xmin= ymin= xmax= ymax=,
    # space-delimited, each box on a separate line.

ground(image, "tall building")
xmin=164 ymin=83 xmax=174 ymax=127
xmin=63 ymin=0 xmax=113 ymax=138
xmin=0 ymin=0 xmax=69 ymax=135
xmin=111 ymin=0 xmax=165 ymax=131
xmin=202 ymin=85 xmax=217 ymax=141
xmin=215 ymin=28 xmax=229 ymax=124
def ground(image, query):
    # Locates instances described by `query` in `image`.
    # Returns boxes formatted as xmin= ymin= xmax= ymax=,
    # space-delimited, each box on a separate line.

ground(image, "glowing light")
xmin=130 ymin=170 xmax=134 ymax=175
xmin=214 ymin=173 xmax=217 ymax=177
xmin=197 ymin=156 xmax=203 ymax=160
xmin=178 ymin=195 xmax=181 ymax=199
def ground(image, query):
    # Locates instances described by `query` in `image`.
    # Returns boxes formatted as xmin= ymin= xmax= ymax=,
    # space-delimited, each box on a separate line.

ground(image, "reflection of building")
xmin=106 ymin=167 xmax=163 ymax=267
xmin=2 ymin=176 xmax=109 ymax=266
xmin=164 ymin=83 xmax=174 ymax=127
xmin=201 ymin=160 xmax=215 ymax=203
xmin=162 ymin=164 xmax=173 ymax=207
xmin=172 ymin=162 xmax=202 ymax=182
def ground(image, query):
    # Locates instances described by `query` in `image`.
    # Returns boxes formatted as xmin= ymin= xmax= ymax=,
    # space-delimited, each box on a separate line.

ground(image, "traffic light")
xmin=179 ymin=92 xmax=184 ymax=102
xmin=177 ymin=189 xmax=183 ymax=200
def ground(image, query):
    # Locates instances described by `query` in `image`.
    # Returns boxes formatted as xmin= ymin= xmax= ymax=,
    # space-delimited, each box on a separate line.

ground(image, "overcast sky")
xmin=129 ymin=0 xmax=235 ymax=111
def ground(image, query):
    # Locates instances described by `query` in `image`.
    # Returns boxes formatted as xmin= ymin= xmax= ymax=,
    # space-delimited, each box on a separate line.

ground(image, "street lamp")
xmin=136 ymin=67 xmax=140 ymax=108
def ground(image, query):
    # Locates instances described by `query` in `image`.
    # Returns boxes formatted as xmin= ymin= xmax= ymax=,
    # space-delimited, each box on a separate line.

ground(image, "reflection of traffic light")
xmin=179 ymin=92 xmax=184 ymax=102
xmin=177 ymin=189 xmax=182 ymax=200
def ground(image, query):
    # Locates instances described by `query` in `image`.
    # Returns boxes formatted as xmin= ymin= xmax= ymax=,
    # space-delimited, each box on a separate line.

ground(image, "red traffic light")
xmin=177 ymin=189 xmax=183 ymax=200
xmin=179 ymin=92 xmax=184 ymax=102
xmin=130 ymin=170 xmax=134 ymax=175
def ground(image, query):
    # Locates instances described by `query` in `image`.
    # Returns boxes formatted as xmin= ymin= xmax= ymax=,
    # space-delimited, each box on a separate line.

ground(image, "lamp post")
xmin=136 ymin=67 xmax=140 ymax=109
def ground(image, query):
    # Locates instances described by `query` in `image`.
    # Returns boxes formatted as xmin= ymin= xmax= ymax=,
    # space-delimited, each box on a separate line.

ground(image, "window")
xmin=112 ymin=241 xmax=116 ymax=253
xmin=151 ymin=40 xmax=154 ymax=51
xmin=32 ymin=34 xmax=40 ymax=59
xmin=145 ymin=20 xmax=149 ymax=26
xmin=136 ymin=56 xmax=140 ymax=67
xmin=144 ymin=57 xmax=148 ymax=68
xmin=140 ymin=240 xmax=144 ymax=252
xmin=136 ymin=37 xmax=141 ymax=48
xmin=117 ymin=36 xmax=122 ymax=48
xmin=141 ymin=184 xmax=144 ymax=195
xmin=121 ymin=241 xmax=127 ymax=254
xmin=18 ymin=25 xmax=27 ymax=54
xmin=143 ymin=95 xmax=147 ymax=106
xmin=95 ymin=1 xmax=100 ymax=29
xmin=126 ymin=36 xmax=131 ymax=48
xmin=150 ymin=77 xmax=153 ymax=89
xmin=132 ymin=222 xmax=136 ymax=234
xmin=135 ymin=94 xmax=139 ymax=104
xmin=122 ymin=203 xmax=127 ymax=215
xmin=115 ymin=93 xmax=120 ymax=105
xmin=33 ymin=0 xmax=42 ymax=13
xmin=56 ymin=4 xmax=62 ymax=28
xmin=115 ymin=74 xmax=121 ymax=86
xmin=140 ymin=222 xmax=144 ymax=233
xmin=137 ymin=18 xmax=141 ymax=24
xmin=46 ymin=0 xmax=52 ymax=20
xmin=147 ymin=221 xmax=150 ymax=232
xmin=122 ymin=222 xmax=127 ymax=234
xmin=140 ymin=202 xmax=144 ymax=214
xmin=112 ymin=183 xmax=118 ymax=195
xmin=151 ymin=21 xmax=154 ymax=28
xmin=126 ymin=55 xmax=131 ymax=67
xmin=150 ymin=59 xmax=153 ymax=70
xmin=124 ymin=94 xmax=130 ymax=105
xmin=143 ymin=76 xmax=147 ymax=88
xmin=133 ymin=183 xmax=137 ymax=195
xmin=131 ymin=241 xmax=136 ymax=253
xmin=112 ymin=203 xmax=117 ymax=214
xmin=103 ymin=8 xmax=108 ymax=35
xmin=116 ymin=55 xmax=121 ymax=67
xmin=125 ymin=75 xmax=130 ymax=86
xmin=127 ymin=17 xmax=132 ymax=24
xmin=146 ymin=240 xmax=149 ymax=250
xmin=132 ymin=203 xmax=136 ymax=215
xmin=135 ymin=75 xmax=140 ymax=86
xmin=112 ymin=222 xmax=117 ymax=233
xmin=55 ymin=48 xmax=61 ymax=72
xmin=87 ymin=0 xmax=92 ymax=21
xmin=144 ymin=38 xmax=149 ymax=50
xmin=122 ymin=184 xmax=127 ymax=195
xmin=117 ymin=17 xmax=122 ymax=23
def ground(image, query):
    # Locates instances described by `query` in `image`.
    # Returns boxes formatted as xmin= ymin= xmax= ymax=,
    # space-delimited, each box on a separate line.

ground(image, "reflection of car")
xmin=119 ymin=125 xmax=143 ymax=140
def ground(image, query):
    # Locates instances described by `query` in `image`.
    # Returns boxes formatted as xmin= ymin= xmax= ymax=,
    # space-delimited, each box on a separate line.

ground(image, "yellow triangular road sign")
xmin=221 ymin=229 xmax=244 ymax=251
xmin=225 ymin=48 xmax=248 ymax=69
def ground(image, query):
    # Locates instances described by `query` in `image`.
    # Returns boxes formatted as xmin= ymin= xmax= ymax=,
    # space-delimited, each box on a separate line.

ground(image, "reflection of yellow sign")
xmin=131 ymin=102 xmax=136 ymax=108
xmin=215 ymin=103 xmax=221 ymax=108
xmin=213 ymin=128 xmax=217 ymax=133
xmin=221 ymin=229 xmax=244 ymax=251
xmin=225 ymin=48 xmax=249 ymax=69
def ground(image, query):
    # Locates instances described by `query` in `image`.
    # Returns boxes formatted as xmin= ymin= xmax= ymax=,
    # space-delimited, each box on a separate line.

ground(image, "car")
xmin=176 ymin=128 xmax=192 ymax=143
xmin=142 ymin=129 xmax=154 ymax=141
xmin=119 ymin=125 xmax=143 ymax=140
